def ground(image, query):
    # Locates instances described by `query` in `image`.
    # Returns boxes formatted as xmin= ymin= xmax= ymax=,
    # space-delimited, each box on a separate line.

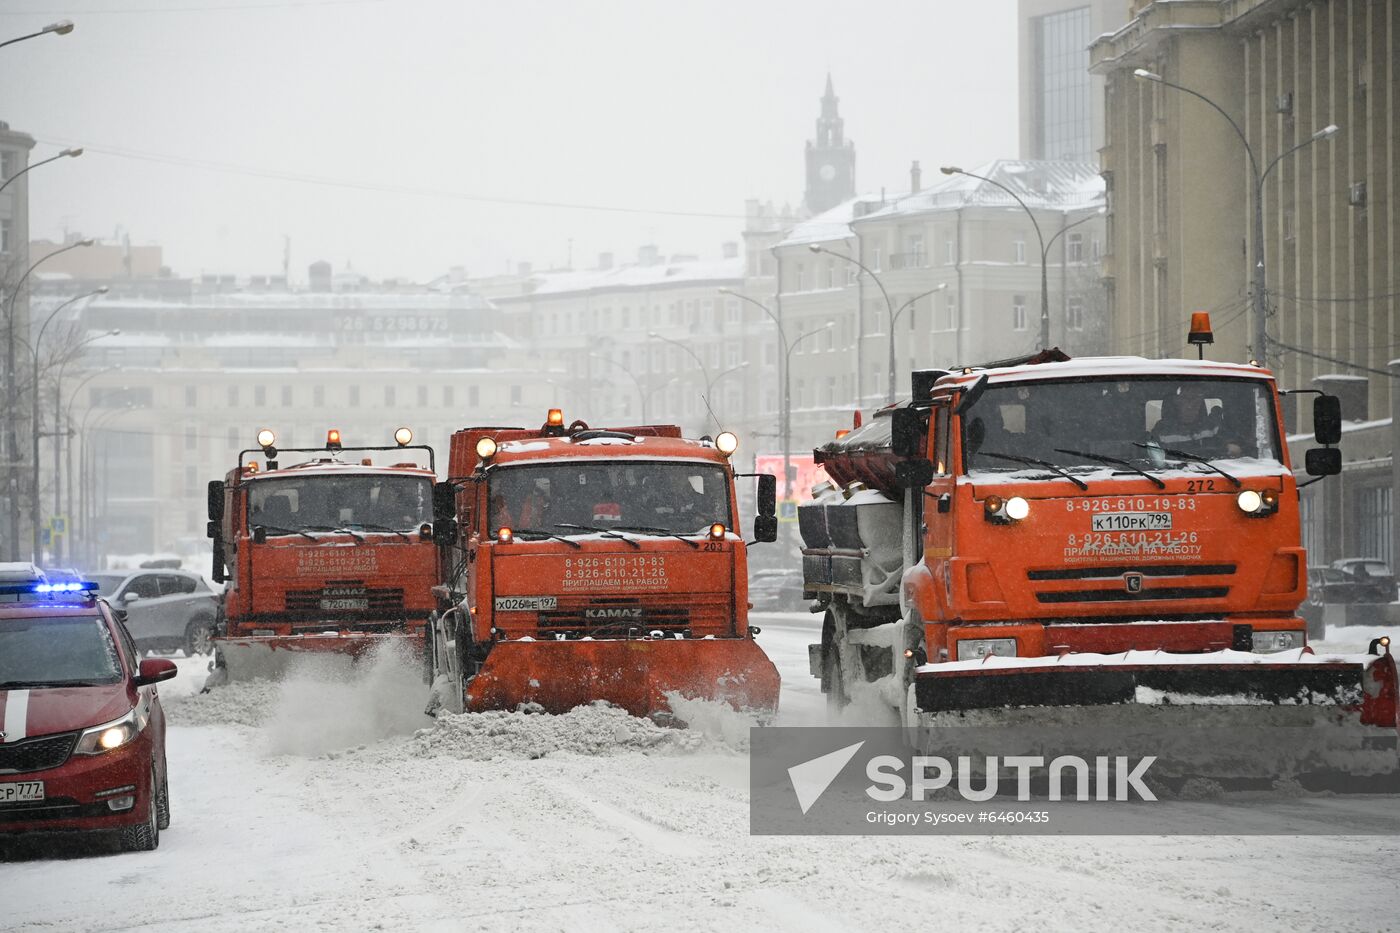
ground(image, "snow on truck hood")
xmin=938 ymin=356 xmax=1272 ymax=388
xmin=919 ymin=647 xmax=1378 ymax=677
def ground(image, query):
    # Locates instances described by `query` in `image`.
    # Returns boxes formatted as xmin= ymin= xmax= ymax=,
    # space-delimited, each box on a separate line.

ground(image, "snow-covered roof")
xmin=500 ymin=257 xmax=744 ymax=301
xmin=936 ymin=356 xmax=1272 ymax=389
xmin=773 ymin=193 xmax=881 ymax=249
xmin=856 ymin=160 xmax=1104 ymax=222
xmin=87 ymin=291 xmax=495 ymax=312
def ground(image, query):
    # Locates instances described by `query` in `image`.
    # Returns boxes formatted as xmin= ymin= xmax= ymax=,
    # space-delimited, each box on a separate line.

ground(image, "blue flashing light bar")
xmin=0 ymin=580 xmax=100 ymax=597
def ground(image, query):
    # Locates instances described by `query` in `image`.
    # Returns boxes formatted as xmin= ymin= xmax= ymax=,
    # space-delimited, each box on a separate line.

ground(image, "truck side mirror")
xmin=207 ymin=480 xmax=225 ymax=522
xmin=433 ymin=482 xmax=457 ymax=525
xmin=753 ymin=515 xmax=778 ymax=543
xmin=895 ymin=459 xmax=934 ymax=489
xmin=1305 ymin=447 xmax=1342 ymax=477
xmin=211 ymin=539 xmax=226 ymax=584
xmin=1313 ymin=394 xmax=1342 ymax=445
xmin=890 ymin=408 xmax=924 ymax=458
xmin=252 ymin=525 xmax=267 ymax=545
xmin=433 ymin=519 xmax=458 ymax=546
xmin=755 ymin=473 xmax=777 ymax=518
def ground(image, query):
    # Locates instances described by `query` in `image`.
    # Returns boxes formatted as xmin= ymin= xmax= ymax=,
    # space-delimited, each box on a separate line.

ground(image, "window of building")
xmin=726 ymin=300 xmax=740 ymax=325
xmin=763 ymin=341 xmax=776 ymax=366
xmin=226 ymin=385 xmax=239 ymax=407
xmin=226 ymin=427 xmax=239 ymax=449
xmin=448 ymin=385 xmax=459 ymax=406
xmin=465 ymin=385 xmax=476 ymax=407
xmin=871 ymin=246 xmax=882 ymax=271
xmin=185 ymin=465 xmax=198 ymax=496
xmin=281 ymin=385 xmax=292 ymax=407
xmin=1014 ymin=240 xmax=1026 ymax=264
xmin=1012 ymin=295 xmax=1027 ymax=331
xmin=796 ymin=262 xmax=806 ymax=291
xmin=944 ymin=293 xmax=957 ymax=331
xmin=825 ymin=260 xmax=835 ymax=288
xmin=0 ymin=218 xmax=11 ymax=255
xmin=0 ymin=151 xmax=14 ymax=178
xmin=184 ymin=425 xmax=196 ymax=451
xmin=254 ymin=386 xmax=267 ymax=406
xmin=795 ymin=378 xmax=805 ymax=409
xmin=824 ymin=376 xmax=835 ymax=406
xmin=1067 ymin=298 xmax=1084 ymax=330
xmin=944 ymin=239 xmax=955 ymax=265
xmin=185 ymin=385 xmax=197 ymax=407
xmin=621 ymin=307 xmax=631 ymax=328
xmin=1068 ymin=232 xmax=1084 ymax=262
xmin=417 ymin=385 xmax=428 ymax=407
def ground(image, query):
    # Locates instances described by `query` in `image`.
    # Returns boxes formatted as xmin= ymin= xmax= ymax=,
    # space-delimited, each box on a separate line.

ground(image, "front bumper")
xmin=0 ymin=732 xmax=152 ymax=836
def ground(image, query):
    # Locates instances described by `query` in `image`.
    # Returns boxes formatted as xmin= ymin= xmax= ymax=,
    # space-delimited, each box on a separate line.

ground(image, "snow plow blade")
xmin=464 ymin=637 xmax=781 ymax=718
xmin=912 ymin=648 xmax=1400 ymax=792
xmin=208 ymin=631 xmax=424 ymax=685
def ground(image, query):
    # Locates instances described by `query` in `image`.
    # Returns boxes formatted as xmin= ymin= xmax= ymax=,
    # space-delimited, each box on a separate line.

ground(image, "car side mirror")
xmin=753 ymin=514 xmax=778 ymax=543
xmin=1305 ymin=447 xmax=1342 ymax=477
xmin=135 ymin=657 xmax=178 ymax=686
xmin=122 ymin=592 xmax=142 ymax=604
xmin=1313 ymin=394 xmax=1342 ymax=445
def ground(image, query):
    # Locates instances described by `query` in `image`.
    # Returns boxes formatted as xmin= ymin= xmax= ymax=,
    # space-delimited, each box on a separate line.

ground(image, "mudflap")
xmin=210 ymin=631 xmax=425 ymax=683
xmin=911 ymin=649 xmax=1400 ymax=793
xmin=465 ymin=637 xmax=782 ymax=719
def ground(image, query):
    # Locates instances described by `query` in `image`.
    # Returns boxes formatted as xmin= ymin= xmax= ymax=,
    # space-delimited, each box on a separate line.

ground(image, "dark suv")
xmin=89 ymin=570 xmax=220 ymax=658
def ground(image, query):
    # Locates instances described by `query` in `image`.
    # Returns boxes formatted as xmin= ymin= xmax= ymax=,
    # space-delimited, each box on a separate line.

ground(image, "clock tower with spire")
xmin=804 ymin=74 xmax=856 ymax=214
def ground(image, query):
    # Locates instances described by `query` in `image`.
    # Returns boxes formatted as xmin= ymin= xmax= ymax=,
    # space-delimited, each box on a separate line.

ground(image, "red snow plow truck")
xmin=803 ymin=347 xmax=1398 ymax=789
xmin=425 ymin=410 xmax=781 ymax=719
xmin=205 ymin=428 xmax=439 ymax=684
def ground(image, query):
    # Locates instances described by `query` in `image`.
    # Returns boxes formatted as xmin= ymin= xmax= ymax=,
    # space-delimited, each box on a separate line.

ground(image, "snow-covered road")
xmin=3 ymin=615 xmax=1398 ymax=932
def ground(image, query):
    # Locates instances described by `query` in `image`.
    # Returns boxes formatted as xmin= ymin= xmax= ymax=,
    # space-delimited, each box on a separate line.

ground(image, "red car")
xmin=0 ymin=581 xmax=177 ymax=851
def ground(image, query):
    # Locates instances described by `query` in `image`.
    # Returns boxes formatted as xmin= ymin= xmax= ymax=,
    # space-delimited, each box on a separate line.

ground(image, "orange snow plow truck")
xmin=205 ymin=428 xmax=440 ymax=684
xmin=804 ymin=348 xmax=1399 ymax=788
xmin=425 ymin=410 xmax=781 ymax=719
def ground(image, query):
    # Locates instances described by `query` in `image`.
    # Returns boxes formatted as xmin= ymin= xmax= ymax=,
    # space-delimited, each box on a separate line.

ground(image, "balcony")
xmin=888 ymin=251 xmax=928 ymax=271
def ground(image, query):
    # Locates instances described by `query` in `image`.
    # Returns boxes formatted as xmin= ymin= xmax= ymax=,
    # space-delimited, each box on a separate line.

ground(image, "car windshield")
xmin=488 ymin=461 xmax=732 ymax=536
xmin=248 ymin=475 xmax=432 ymax=534
xmin=0 ymin=616 xmax=123 ymax=687
xmin=962 ymin=376 xmax=1281 ymax=476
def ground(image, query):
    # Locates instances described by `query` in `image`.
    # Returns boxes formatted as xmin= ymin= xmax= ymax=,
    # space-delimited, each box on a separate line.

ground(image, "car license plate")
xmin=494 ymin=596 xmax=558 ymax=611
xmin=0 ymin=781 xmax=44 ymax=804
xmin=1091 ymin=512 xmax=1172 ymax=531
xmin=320 ymin=598 xmax=369 ymax=611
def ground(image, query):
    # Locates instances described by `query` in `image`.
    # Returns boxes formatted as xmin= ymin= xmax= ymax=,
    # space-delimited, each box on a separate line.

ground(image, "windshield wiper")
xmin=300 ymin=524 xmax=366 ymax=543
xmin=1054 ymin=448 xmax=1167 ymax=490
xmin=254 ymin=524 xmax=318 ymax=542
xmin=1133 ymin=443 xmax=1242 ymax=488
xmin=352 ymin=522 xmax=416 ymax=542
xmin=509 ymin=528 xmax=583 ymax=549
xmin=610 ymin=525 xmax=703 ymax=550
xmin=554 ymin=522 xmax=642 ymax=549
xmin=975 ymin=450 xmax=1090 ymax=491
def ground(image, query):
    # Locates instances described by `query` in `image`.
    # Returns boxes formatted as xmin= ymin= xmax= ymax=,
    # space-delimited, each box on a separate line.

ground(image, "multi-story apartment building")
xmin=0 ymin=121 xmax=36 ymax=558
xmin=1091 ymin=0 xmax=1397 ymax=566
xmin=45 ymin=275 xmax=547 ymax=562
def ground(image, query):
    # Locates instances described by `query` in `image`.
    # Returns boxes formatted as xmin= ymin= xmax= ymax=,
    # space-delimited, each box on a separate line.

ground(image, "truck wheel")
xmin=119 ymin=771 xmax=161 ymax=852
xmin=183 ymin=617 xmax=214 ymax=657
xmin=823 ymin=641 xmax=850 ymax=714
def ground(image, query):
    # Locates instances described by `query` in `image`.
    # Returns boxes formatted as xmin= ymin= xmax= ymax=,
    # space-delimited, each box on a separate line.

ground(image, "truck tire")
xmin=823 ymin=645 xmax=849 ymax=714
xmin=119 ymin=771 xmax=160 ymax=852
xmin=183 ymin=617 xmax=214 ymax=657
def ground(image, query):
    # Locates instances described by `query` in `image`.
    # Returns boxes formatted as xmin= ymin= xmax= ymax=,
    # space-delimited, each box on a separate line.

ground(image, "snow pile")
xmin=663 ymin=692 xmax=761 ymax=746
xmin=163 ymin=680 xmax=278 ymax=727
xmin=401 ymin=702 xmax=711 ymax=761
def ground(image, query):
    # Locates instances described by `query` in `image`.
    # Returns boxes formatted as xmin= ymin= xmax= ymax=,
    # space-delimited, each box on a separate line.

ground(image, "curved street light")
xmin=806 ymin=243 xmax=903 ymax=403
xmin=1132 ymin=69 xmax=1339 ymax=359
xmin=0 ymin=20 xmax=74 ymax=52
xmin=0 ymin=147 xmax=83 ymax=197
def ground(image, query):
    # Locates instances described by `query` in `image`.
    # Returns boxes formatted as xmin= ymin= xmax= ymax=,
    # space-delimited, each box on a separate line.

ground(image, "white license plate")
xmin=320 ymin=598 xmax=368 ymax=610
xmin=0 ymin=781 xmax=44 ymax=804
xmin=1092 ymin=512 xmax=1172 ymax=531
xmin=494 ymin=596 xmax=558 ymax=612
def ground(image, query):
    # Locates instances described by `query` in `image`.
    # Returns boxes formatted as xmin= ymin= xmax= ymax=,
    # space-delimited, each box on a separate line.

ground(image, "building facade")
xmin=1092 ymin=0 xmax=1398 ymax=566
xmin=0 ymin=121 xmax=36 ymax=560
xmin=1018 ymin=0 xmax=1126 ymax=163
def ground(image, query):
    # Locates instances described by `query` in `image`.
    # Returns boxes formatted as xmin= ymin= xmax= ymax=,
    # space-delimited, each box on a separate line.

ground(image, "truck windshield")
xmin=248 ymin=475 xmax=432 ymax=534
xmin=488 ymin=461 xmax=732 ymax=536
xmin=961 ymin=377 xmax=1281 ymax=477
xmin=0 ymin=616 xmax=123 ymax=687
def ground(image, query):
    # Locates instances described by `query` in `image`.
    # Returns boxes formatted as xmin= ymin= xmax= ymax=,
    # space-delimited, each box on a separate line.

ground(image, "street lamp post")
xmin=0 ymin=20 xmax=74 ymax=52
xmin=1132 ymin=69 xmax=1339 ymax=361
xmin=647 ymin=331 xmax=719 ymax=429
xmin=807 ymin=243 xmax=902 ymax=404
xmin=3 ymin=237 xmax=93 ymax=558
xmin=62 ymin=367 xmax=115 ymax=561
xmin=0 ymin=148 xmax=82 ymax=196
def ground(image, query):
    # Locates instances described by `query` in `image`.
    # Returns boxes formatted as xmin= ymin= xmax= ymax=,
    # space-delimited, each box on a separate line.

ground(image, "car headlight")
xmin=74 ymin=709 xmax=144 ymax=756
xmin=1252 ymin=630 xmax=1303 ymax=653
xmin=957 ymin=637 xmax=1017 ymax=660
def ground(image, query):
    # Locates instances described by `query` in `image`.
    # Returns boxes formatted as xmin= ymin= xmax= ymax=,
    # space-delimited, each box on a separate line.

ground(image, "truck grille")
xmin=285 ymin=581 xmax=406 ymax=615
xmin=1036 ymin=586 xmax=1230 ymax=604
xmin=1027 ymin=564 xmax=1237 ymax=581
xmin=0 ymin=732 xmax=77 ymax=774
xmin=534 ymin=594 xmax=730 ymax=635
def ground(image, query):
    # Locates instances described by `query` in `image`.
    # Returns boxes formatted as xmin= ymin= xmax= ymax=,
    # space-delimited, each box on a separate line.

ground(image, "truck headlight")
xmin=957 ymin=637 xmax=1017 ymax=660
xmin=74 ymin=709 xmax=142 ymax=755
xmin=1252 ymin=630 xmax=1302 ymax=653
xmin=1237 ymin=489 xmax=1279 ymax=516
xmin=983 ymin=495 xmax=1030 ymax=524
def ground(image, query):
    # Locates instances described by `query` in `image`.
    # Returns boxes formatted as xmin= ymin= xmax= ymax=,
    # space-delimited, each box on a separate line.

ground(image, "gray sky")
xmin=2 ymin=0 xmax=1018 ymax=282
